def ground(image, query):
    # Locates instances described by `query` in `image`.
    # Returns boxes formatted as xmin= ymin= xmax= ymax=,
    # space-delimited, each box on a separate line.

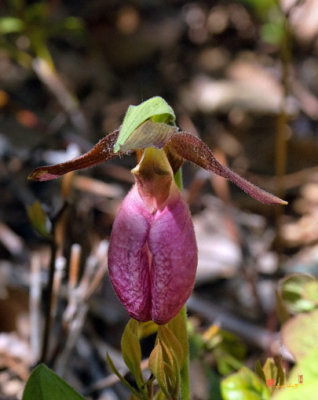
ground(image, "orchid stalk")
xmin=29 ymin=97 xmax=286 ymax=398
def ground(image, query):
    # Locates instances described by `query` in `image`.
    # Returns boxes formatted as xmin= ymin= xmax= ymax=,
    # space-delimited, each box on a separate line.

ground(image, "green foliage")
xmin=26 ymin=201 xmax=52 ymax=239
xmin=148 ymin=324 xmax=185 ymax=399
xmin=107 ymin=314 xmax=188 ymax=399
xmin=188 ymin=330 xmax=205 ymax=360
xmin=149 ymin=343 xmax=176 ymax=399
xmin=149 ymin=329 xmax=181 ymax=399
xmin=273 ymin=349 xmax=318 ymax=399
xmin=261 ymin=20 xmax=285 ymax=46
xmin=282 ymin=309 xmax=318 ymax=361
xmin=157 ymin=325 xmax=184 ymax=369
xmin=106 ymin=353 xmax=142 ymax=398
xmin=275 ymin=273 xmax=318 ymax=398
xmin=213 ymin=330 xmax=246 ymax=376
xmin=0 ymin=1 xmax=84 ymax=66
xmin=238 ymin=0 xmax=277 ymax=18
xmin=188 ymin=323 xmax=246 ymax=376
xmin=22 ymin=364 xmax=85 ymax=400
xmin=114 ymin=97 xmax=176 ymax=153
xmin=238 ymin=0 xmax=286 ymax=45
xmin=302 ymin=280 xmax=318 ymax=305
xmin=167 ymin=311 xmax=188 ymax=367
xmin=221 ymin=366 xmax=271 ymax=400
xmin=205 ymin=369 xmax=223 ymax=400
xmin=187 ymin=323 xmax=247 ymax=399
xmin=121 ymin=319 xmax=145 ymax=389
xmin=277 ymin=273 xmax=317 ymax=316
xmin=0 ymin=16 xmax=24 ymax=34
xmin=255 ymin=358 xmax=285 ymax=395
xmin=107 ymin=319 xmax=152 ymax=398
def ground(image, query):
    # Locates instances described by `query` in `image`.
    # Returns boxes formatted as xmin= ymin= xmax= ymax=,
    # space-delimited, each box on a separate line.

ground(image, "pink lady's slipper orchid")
xmin=108 ymin=148 xmax=197 ymax=324
xmin=29 ymin=98 xmax=286 ymax=324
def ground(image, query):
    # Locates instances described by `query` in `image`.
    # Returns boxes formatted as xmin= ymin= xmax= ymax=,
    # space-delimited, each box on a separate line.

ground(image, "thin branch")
xmin=39 ymin=231 xmax=58 ymax=364
xmin=30 ymin=254 xmax=42 ymax=362
xmin=39 ymin=203 xmax=68 ymax=364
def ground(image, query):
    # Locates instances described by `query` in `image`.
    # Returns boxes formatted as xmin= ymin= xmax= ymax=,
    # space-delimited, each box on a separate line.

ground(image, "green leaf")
xmin=159 ymin=340 xmax=180 ymax=398
xmin=255 ymin=358 xmax=285 ymax=394
xmin=26 ymin=201 xmax=52 ymax=238
xmin=149 ymin=343 xmax=171 ymax=399
xmin=22 ymin=364 xmax=85 ymax=400
xmin=221 ymin=366 xmax=271 ymax=400
xmin=215 ymin=350 xmax=243 ymax=376
xmin=261 ymin=21 xmax=285 ymax=45
xmin=262 ymin=358 xmax=277 ymax=383
xmin=153 ymin=389 xmax=167 ymax=400
xmin=279 ymin=274 xmax=316 ymax=314
xmin=106 ymin=353 xmax=140 ymax=397
xmin=189 ymin=332 xmax=205 ymax=360
xmin=158 ymin=325 xmax=184 ymax=369
xmin=302 ymin=280 xmax=318 ymax=305
xmin=255 ymin=360 xmax=266 ymax=383
xmin=205 ymin=368 xmax=223 ymax=400
xmin=281 ymin=309 xmax=318 ymax=361
xmin=208 ymin=329 xmax=245 ymax=376
xmin=167 ymin=311 xmax=188 ymax=366
xmin=114 ymin=97 xmax=176 ymax=153
xmin=273 ymin=349 xmax=318 ymax=399
xmin=218 ymin=330 xmax=246 ymax=361
xmin=25 ymin=2 xmax=47 ymax=22
xmin=0 ymin=17 xmax=24 ymax=34
xmin=121 ymin=319 xmax=144 ymax=388
xmin=63 ymin=17 xmax=83 ymax=32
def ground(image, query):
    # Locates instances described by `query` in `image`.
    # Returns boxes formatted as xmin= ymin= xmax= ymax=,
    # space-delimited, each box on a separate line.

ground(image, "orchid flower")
xmin=29 ymin=97 xmax=286 ymax=324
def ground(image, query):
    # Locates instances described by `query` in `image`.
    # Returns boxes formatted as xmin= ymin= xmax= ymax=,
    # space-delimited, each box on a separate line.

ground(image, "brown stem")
xmin=40 ymin=232 xmax=57 ymax=364
xmin=39 ymin=202 xmax=68 ymax=364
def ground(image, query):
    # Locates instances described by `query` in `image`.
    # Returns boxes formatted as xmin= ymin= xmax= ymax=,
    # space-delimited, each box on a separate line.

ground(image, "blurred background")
xmin=1 ymin=0 xmax=318 ymax=398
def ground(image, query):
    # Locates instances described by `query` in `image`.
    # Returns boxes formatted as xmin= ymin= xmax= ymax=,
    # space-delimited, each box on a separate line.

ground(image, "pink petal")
xmin=108 ymin=184 xmax=197 ymax=324
xmin=108 ymin=185 xmax=152 ymax=321
xmin=149 ymin=194 xmax=197 ymax=324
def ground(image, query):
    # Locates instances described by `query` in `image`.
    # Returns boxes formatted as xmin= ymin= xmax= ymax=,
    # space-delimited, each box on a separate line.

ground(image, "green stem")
xmin=174 ymin=168 xmax=191 ymax=400
xmin=174 ymin=168 xmax=183 ymax=191
xmin=180 ymin=306 xmax=191 ymax=400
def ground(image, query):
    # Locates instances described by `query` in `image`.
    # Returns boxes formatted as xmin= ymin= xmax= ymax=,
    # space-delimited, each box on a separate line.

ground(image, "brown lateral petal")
xmin=169 ymin=133 xmax=287 ymax=205
xmin=163 ymin=142 xmax=184 ymax=174
xmin=29 ymin=129 xmax=120 ymax=181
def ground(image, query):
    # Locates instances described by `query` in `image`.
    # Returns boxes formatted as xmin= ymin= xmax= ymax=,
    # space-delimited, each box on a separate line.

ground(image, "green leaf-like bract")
xmin=149 ymin=343 xmax=171 ymax=399
xmin=22 ymin=364 xmax=85 ymax=400
xmin=26 ymin=201 xmax=52 ymax=239
xmin=121 ymin=319 xmax=144 ymax=388
xmin=157 ymin=325 xmax=184 ymax=370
